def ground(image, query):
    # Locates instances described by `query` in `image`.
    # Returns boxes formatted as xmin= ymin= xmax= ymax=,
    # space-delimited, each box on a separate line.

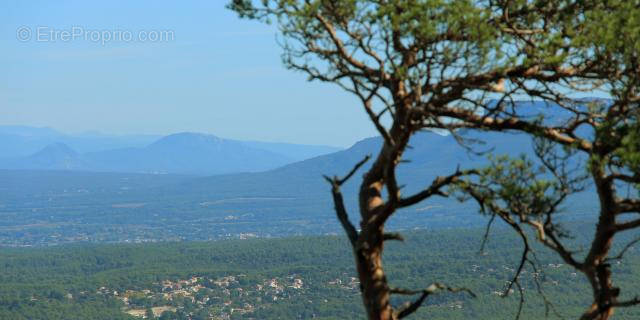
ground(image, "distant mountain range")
xmin=0 ymin=100 xmax=603 ymax=245
xmin=2 ymin=99 xmax=601 ymax=175
xmin=160 ymin=130 xmax=540 ymax=203
xmin=0 ymin=126 xmax=342 ymax=175
xmin=148 ymin=126 xmax=594 ymax=228
xmin=0 ymin=124 xmax=598 ymax=245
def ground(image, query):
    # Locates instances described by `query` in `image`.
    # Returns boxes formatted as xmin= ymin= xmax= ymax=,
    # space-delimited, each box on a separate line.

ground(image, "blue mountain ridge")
xmin=0 ymin=130 xmax=342 ymax=175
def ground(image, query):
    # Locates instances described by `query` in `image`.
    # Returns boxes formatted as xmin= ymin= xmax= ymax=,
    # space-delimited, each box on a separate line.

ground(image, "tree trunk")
xmin=582 ymin=303 xmax=615 ymax=320
xmin=353 ymin=123 xmax=410 ymax=320
xmin=580 ymin=166 xmax=618 ymax=320
xmin=355 ymin=230 xmax=394 ymax=320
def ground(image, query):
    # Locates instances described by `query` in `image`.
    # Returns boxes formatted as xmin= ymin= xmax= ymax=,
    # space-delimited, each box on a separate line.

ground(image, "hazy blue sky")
xmin=0 ymin=1 xmax=374 ymax=147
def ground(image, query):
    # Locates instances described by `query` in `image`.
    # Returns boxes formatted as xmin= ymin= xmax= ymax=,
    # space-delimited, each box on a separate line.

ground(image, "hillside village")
xmin=96 ymin=261 xmax=590 ymax=319
xmin=105 ymin=274 xmax=340 ymax=319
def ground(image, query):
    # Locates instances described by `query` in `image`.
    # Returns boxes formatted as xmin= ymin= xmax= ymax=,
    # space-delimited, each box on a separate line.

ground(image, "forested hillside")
xmin=2 ymin=227 xmax=639 ymax=319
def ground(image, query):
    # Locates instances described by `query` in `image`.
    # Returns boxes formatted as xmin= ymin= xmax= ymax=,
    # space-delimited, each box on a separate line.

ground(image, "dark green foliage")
xmin=1 ymin=226 xmax=639 ymax=319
